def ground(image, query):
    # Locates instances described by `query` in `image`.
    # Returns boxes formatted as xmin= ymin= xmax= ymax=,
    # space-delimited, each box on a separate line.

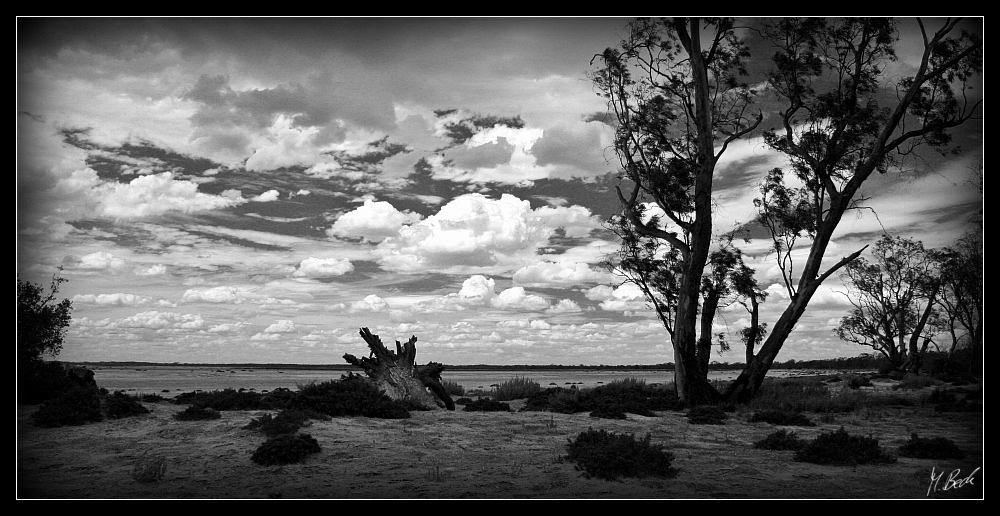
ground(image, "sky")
xmin=16 ymin=17 xmax=983 ymax=366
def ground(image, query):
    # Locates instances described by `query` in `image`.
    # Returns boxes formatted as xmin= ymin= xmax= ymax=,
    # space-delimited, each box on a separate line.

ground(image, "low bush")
xmin=174 ymin=405 xmax=222 ymax=421
xmin=31 ymin=386 xmax=104 ymax=428
xmin=493 ymin=376 xmax=541 ymax=401
xmin=173 ymin=388 xmax=266 ymax=410
xmin=251 ymin=433 xmax=321 ymax=466
xmin=589 ymin=402 xmax=626 ymax=420
xmin=522 ymin=383 xmax=680 ymax=416
xmin=244 ymin=409 xmax=315 ymax=437
xmin=104 ymin=391 xmax=151 ymax=419
xmin=748 ymin=410 xmax=815 ymax=427
xmin=897 ymin=433 xmax=966 ymax=460
xmin=686 ymin=405 xmax=727 ymax=425
xmin=565 ymin=428 xmax=676 ymax=481
xmin=893 ymin=374 xmax=940 ymax=391
xmin=794 ymin=427 xmax=897 ymax=466
xmin=753 ymin=429 xmax=806 ymax=451
xmin=454 ymin=397 xmax=473 ymax=406
xmin=19 ymin=361 xmax=78 ymax=405
xmin=846 ymin=376 xmax=873 ymax=389
xmin=138 ymin=393 xmax=165 ymax=403
xmin=292 ymin=377 xmax=410 ymax=419
xmin=462 ymin=397 xmax=511 ymax=412
xmin=441 ymin=379 xmax=465 ymax=397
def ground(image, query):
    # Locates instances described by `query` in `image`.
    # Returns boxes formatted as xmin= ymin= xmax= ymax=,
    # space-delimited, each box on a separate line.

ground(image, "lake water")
xmin=88 ymin=365 xmax=852 ymax=398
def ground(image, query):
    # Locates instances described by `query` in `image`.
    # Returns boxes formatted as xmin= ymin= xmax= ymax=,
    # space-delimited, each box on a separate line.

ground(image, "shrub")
xmin=454 ymin=397 xmax=473 ymax=406
xmin=31 ymin=386 xmax=104 ymax=428
xmin=104 ymin=391 xmax=151 ymax=419
xmin=292 ymin=377 xmax=410 ymax=419
xmin=589 ymin=403 xmax=627 ymax=420
xmin=846 ymin=376 xmax=873 ymax=389
xmin=174 ymin=405 xmax=221 ymax=421
xmin=893 ymin=374 xmax=939 ymax=391
xmin=794 ymin=427 xmax=897 ymax=465
xmin=754 ymin=429 xmax=806 ymax=450
xmin=462 ymin=397 xmax=511 ymax=412
xmin=565 ymin=428 xmax=676 ymax=481
xmin=173 ymin=388 xmax=266 ymax=411
xmin=131 ymin=455 xmax=167 ymax=483
xmin=686 ymin=405 xmax=727 ymax=425
xmin=18 ymin=361 xmax=77 ymax=405
xmin=522 ymin=384 xmax=680 ymax=415
xmin=897 ymin=433 xmax=966 ymax=460
xmin=493 ymin=376 xmax=541 ymax=401
xmin=251 ymin=433 xmax=321 ymax=466
xmin=138 ymin=393 xmax=165 ymax=403
xmin=244 ymin=409 xmax=316 ymax=437
xmin=441 ymin=379 xmax=464 ymax=397
xmin=748 ymin=410 xmax=815 ymax=427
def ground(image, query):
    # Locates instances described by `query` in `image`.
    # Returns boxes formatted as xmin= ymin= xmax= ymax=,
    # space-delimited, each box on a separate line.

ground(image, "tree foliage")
xmin=834 ymin=235 xmax=942 ymax=372
xmin=593 ymin=17 xmax=761 ymax=404
xmin=17 ymin=271 xmax=73 ymax=368
xmin=724 ymin=17 xmax=981 ymax=400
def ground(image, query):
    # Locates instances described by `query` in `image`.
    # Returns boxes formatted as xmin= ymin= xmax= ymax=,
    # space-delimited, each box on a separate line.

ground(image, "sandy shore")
xmin=17 ymin=388 xmax=982 ymax=499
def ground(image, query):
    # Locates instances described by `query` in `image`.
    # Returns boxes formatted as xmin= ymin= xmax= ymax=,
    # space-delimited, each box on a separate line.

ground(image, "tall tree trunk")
xmin=696 ymin=291 xmax=720 ymax=377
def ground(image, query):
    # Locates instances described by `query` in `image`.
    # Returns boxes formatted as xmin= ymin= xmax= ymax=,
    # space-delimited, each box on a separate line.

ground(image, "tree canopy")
xmin=17 ymin=271 xmax=73 ymax=367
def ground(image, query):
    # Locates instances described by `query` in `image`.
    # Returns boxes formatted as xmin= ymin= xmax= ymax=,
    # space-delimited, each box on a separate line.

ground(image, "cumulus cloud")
xmin=547 ymin=299 xmax=582 ymax=313
xmin=263 ymin=320 xmax=297 ymax=333
xmin=587 ymin=283 xmax=649 ymax=312
xmin=513 ymin=261 xmax=612 ymax=287
xmin=72 ymin=293 xmax=153 ymax=306
xmin=135 ymin=264 xmax=167 ymax=276
xmin=56 ymin=170 xmax=246 ymax=219
xmin=75 ymin=251 xmax=127 ymax=270
xmin=492 ymin=286 xmax=550 ymax=311
xmin=411 ymin=275 xmax=550 ymax=313
xmin=327 ymin=199 xmax=422 ymax=242
xmin=115 ymin=311 xmax=205 ymax=329
xmin=293 ymin=256 xmax=354 ymax=277
xmin=351 ymin=294 xmax=390 ymax=312
xmin=376 ymin=193 xmax=597 ymax=273
xmin=251 ymin=189 xmax=280 ymax=202
xmin=182 ymin=286 xmax=246 ymax=304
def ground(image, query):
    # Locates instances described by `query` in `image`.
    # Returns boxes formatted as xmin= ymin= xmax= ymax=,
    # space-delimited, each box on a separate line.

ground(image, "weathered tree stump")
xmin=343 ymin=327 xmax=454 ymax=410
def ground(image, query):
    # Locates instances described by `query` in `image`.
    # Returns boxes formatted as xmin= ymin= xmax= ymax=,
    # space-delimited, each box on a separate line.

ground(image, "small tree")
xmin=935 ymin=229 xmax=982 ymax=367
xmin=17 ymin=270 xmax=73 ymax=368
xmin=834 ymin=236 xmax=942 ymax=373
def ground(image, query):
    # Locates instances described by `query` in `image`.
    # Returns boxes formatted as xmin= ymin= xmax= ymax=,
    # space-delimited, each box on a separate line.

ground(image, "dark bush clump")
xmin=19 ymin=361 xmax=77 ymax=405
xmin=522 ymin=384 xmax=680 ymax=415
xmin=292 ymin=377 xmax=411 ymax=419
xmin=846 ymin=376 xmax=873 ymax=389
xmin=104 ymin=390 xmax=151 ymax=419
xmin=244 ymin=409 xmax=316 ymax=437
xmin=686 ymin=405 xmax=728 ymax=425
xmin=749 ymin=410 xmax=815 ymax=427
xmin=173 ymin=388 xmax=266 ymax=411
xmin=589 ymin=402 xmax=627 ymax=419
xmin=753 ymin=429 xmax=806 ymax=450
xmin=794 ymin=427 xmax=897 ymax=465
xmin=462 ymin=397 xmax=511 ymax=412
xmin=454 ymin=397 xmax=473 ymax=406
xmin=138 ymin=393 xmax=165 ymax=403
xmin=565 ymin=428 xmax=676 ymax=481
xmin=898 ymin=434 xmax=966 ymax=460
xmin=251 ymin=433 xmax=321 ymax=466
xmin=174 ymin=405 xmax=222 ymax=421
xmin=31 ymin=386 xmax=104 ymax=427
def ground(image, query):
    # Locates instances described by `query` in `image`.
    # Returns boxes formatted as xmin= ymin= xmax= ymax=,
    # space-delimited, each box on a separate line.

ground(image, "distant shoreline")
xmin=68 ymin=360 xmax=876 ymax=373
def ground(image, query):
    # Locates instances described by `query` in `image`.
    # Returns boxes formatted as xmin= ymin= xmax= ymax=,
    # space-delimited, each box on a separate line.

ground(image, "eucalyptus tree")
xmin=833 ymin=235 xmax=942 ymax=373
xmin=724 ymin=17 xmax=982 ymax=400
xmin=593 ymin=17 xmax=762 ymax=403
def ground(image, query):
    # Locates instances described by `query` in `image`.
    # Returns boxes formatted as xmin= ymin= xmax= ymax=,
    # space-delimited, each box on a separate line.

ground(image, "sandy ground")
xmin=17 ymin=386 xmax=983 ymax=499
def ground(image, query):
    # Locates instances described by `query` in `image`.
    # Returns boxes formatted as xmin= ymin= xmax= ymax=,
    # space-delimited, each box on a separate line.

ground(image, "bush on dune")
xmin=251 ymin=433 xmax=321 ymax=466
xmin=31 ymin=385 xmax=104 ymax=428
xmin=794 ymin=427 xmax=897 ymax=465
xmin=565 ymin=428 xmax=677 ymax=481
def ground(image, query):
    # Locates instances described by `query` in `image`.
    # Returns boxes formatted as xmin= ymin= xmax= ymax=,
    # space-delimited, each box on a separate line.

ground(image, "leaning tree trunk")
xmin=343 ymin=327 xmax=454 ymax=410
